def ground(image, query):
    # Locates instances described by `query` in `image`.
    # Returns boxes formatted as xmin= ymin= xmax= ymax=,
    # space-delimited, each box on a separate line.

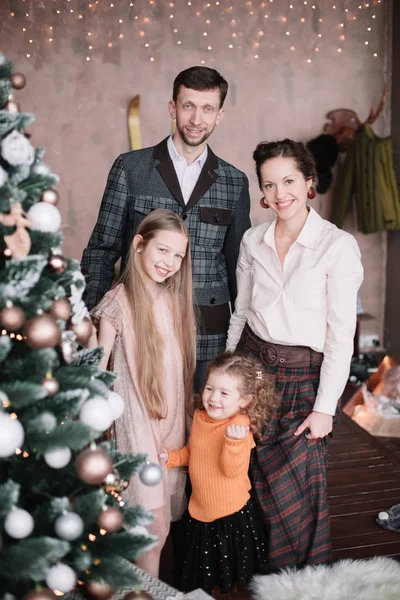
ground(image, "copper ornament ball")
xmin=41 ymin=188 xmax=59 ymax=206
xmin=84 ymin=580 xmax=114 ymax=600
xmin=23 ymin=590 xmax=57 ymax=600
xmin=11 ymin=72 xmax=26 ymax=90
xmin=4 ymin=100 xmax=19 ymax=113
xmin=0 ymin=305 xmax=25 ymax=331
xmin=76 ymin=447 xmax=113 ymax=485
xmin=23 ymin=314 xmax=61 ymax=349
xmin=48 ymin=254 xmax=67 ymax=274
xmin=50 ymin=298 xmax=72 ymax=321
xmin=41 ymin=376 xmax=60 ymax=396
xmin=123 ymin=592 xmax=153 ymax=600
xmin=70 ymin=317 xmax=93 ymax=347
xmin=97 ymin=506 xmax=123 ymax=533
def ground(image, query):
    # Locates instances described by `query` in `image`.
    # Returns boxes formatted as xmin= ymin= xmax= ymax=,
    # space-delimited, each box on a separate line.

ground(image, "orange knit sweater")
xmin=166 ymin=409 xmax=255 ymax=523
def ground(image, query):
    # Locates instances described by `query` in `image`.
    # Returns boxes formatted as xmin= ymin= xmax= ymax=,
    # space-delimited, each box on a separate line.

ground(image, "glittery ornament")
xmin=60 ymin=332 xmax=77 ymax=364
xmin=84 ymin=580 xmax=114 ymax=600
xmin=139 ymin=463 xmax=163 ymax=487
xmin=11 ymin=72 xmax=26 ymax=90
xmin=41 ymin=188 xmax=59 ymax=206
xmin=23 ymin=589 xmax=57 ymax=600
xmin=0 ymin=305 xmax=25 ymax=331
xmin=48 ymin=254 xmax=67 ymax=274
xmin=23 ymin=314 xmax=61 ymax=349
xmin=27 ymin=202 xmax=62 ymax=233
xmin=50 ymin=298 xmax=72 ymax=321
xmin=123 ymin=592 xmax=153 ymax=600
xmin=4 ymin=100 xmax=19 ymax=113
xmin=97 ymin=506 xmax=123 ymax=533
xmin=76 ymin=447 xmax=113 ymax=485
xmin=69 ymin=317 xmax=93 ymax=347
xmin=41 ymin=374 xmax=60 ymax=396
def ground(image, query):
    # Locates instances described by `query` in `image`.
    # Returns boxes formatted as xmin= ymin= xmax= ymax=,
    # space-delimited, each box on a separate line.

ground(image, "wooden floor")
xmin=329 ymin=413 xmax=400 ymax=562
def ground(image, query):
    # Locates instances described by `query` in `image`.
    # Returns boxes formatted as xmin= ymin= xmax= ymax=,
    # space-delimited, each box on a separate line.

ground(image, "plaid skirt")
xmin=237 ymin=324 xmax=332 ymax=571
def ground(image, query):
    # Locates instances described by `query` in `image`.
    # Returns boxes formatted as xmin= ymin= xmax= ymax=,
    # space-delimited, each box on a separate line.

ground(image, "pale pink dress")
xmin=90 ymin=283 xmax=187 ymax=539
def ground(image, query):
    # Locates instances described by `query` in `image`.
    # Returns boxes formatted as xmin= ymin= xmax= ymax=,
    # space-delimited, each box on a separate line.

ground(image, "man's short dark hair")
xmin=173 ymin=66 xmax=228 ymax=108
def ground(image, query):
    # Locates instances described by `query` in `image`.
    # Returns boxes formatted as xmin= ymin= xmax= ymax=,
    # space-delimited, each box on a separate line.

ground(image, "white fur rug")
xmin=251 ymin=557 xmax=400 ymax=600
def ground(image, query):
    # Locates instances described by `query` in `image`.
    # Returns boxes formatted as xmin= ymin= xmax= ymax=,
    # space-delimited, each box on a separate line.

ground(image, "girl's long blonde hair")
xmin=120 ymin=209 xmax=196 ymax=419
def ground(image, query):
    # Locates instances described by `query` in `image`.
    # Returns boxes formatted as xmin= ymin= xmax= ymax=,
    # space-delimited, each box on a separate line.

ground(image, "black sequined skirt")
xmin=179 ymin=498 xmax=268 ymax=593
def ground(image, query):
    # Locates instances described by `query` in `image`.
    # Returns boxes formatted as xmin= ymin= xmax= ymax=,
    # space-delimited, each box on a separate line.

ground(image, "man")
xmin=81 ymin=66 xmax=251 ymax=390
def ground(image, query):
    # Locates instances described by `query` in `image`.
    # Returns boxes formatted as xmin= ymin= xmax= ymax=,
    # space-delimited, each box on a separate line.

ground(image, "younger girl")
xmin=163 ymin=352 xmax=276 ymax=593
xmin=90 ymin=209 xmax=196 ymax=578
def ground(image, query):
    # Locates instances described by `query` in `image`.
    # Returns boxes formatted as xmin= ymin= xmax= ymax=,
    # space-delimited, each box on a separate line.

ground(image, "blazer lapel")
xmin=185 ymin=148 xmax=219 ymax=210
xmin=154 ymin=138 xmax=185 ymax=209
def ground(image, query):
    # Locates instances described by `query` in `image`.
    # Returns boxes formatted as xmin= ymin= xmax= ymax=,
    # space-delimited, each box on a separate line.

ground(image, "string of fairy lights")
xmin=5 ymin=0 xmax=385 ymax=65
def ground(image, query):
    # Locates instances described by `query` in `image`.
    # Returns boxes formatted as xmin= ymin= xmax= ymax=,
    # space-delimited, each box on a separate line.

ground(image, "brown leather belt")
xmin=238 ymin=323 xmax=324 ymax=368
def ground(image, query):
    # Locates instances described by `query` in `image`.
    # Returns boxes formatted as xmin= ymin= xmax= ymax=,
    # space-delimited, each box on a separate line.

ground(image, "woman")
xmin=226 ymin=139 xmax=363 ymax=570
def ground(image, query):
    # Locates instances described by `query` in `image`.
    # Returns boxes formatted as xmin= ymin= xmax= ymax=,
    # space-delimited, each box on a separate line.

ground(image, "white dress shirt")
xmin=226 ymin=207 xmax=364 ymax=416
xmin=167 ymin=136 xmax=208 ymax=204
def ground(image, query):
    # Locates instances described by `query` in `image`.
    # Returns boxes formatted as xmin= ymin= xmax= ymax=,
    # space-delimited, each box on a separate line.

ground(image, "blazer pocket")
xmin=196 ymin=207 xmax=232 ymax=247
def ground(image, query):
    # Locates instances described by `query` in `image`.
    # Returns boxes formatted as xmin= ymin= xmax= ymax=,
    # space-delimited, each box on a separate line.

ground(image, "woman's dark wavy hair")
xmin=253 ymin=139 xmax=317 ymax=189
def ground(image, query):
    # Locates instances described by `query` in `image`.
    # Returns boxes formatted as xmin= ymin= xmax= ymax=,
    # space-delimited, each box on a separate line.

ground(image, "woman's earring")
xmin=136 ymin=249 xmax=141 ymax=253
xmin=260 ymin=196 xmax=269 ymax=209
xmin=307 ymin=186 xmax=316 ymax=200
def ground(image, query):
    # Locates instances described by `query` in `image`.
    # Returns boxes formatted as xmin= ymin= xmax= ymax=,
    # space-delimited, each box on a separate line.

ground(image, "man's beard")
xmin=176 ymin=122 xmax=214 ymax=147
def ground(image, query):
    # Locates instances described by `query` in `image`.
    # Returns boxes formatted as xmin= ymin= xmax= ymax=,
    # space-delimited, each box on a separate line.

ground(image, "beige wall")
xmin=0 ymin=0 xmax=391 ymax=346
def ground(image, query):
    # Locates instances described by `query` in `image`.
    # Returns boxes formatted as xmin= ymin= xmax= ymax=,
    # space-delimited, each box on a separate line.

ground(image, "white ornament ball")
xmin=32 ymin=161 xmax=52 ymax=176
xmin=44 ymin=447 xmax=72 ymax=469
xmin=139 ymin=463 xmax=163 ymax=487
xmin=55 ymin=512 xmax=84 ymax=541
xmin=5 ymin=508 xmax=34 ymax=539
xmin=107 ymin=391 xmax=125 ymax=419
xmin=45 ymin=563 xmax=76 ymax=593
xmin=378 ymin=511 xmax=389 ymax=521
xmin=27 ymin=202 xmax=62 ymax=233
xmin=0 ymin=412 xmax=25 ymax=457
xmin=79 ymin=397 xmax=114 ymax=432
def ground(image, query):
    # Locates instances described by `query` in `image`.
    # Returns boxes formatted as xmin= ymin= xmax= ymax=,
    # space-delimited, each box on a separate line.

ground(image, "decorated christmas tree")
xmin=0 ymin=53 xmax=159 ymax=600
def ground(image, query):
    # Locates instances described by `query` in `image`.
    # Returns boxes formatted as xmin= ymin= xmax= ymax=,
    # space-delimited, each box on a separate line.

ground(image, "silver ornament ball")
xmin=55 ymin=512 xmax=84 ymax=541
xmin=139 ymin=463 xmax=163 ymax=487
xmin=5 ymin=508 xmax=34 ymax=539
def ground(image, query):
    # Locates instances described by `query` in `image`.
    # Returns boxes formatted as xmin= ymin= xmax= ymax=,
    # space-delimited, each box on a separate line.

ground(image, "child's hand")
xmin=226 ymin=424 xmax=250 ymax=440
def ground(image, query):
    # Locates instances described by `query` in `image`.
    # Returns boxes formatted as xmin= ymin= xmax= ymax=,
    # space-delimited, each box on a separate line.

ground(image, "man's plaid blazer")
xmin=81 ymin=137 xmax=251 ymax=361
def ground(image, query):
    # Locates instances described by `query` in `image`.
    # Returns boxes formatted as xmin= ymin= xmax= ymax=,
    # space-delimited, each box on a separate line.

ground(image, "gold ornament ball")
xmin=23 ymin=314 xmax=61 ymax=349
xmin=23 ymin=590 xmax=57 ymax=600
xmin=123 ymin=592 xmax=153 ymax=600
xmin=41 ymin=188 xmax=59 ymax=206
xmin=84 ymin=579 xmax=114 ymax=599
xmin=97 ymin=507 xmax=123 ymax=533
xmin=11 ymin=72 xmax=26 ymax=90
xmin=4 ymin=100 xmax=20 ymax=113
xmin=0 ymin=305 xmax=25 ymax=331
xmin=41 ymin=376 xmax=60 ymax=396
xmin=48 ymin=254 xmax=67 ymax=274
xmin=50 ymin=298 xmax=72 ymax=321
xmin=70 ymin=317 xmax=93 ymax=347
xmin=76 ymin=447 xmax=113 ymax=485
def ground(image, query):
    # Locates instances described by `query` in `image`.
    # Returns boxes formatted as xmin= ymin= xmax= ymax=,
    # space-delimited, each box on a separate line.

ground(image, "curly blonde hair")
xmin=195 ymin=352 xmax=277 ymax=439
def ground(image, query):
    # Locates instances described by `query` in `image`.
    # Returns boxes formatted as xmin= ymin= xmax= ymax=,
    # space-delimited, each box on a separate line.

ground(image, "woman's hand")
xmin=226 ymin=424 xmax=250 ymax=440
xmin=294 ymin=411 xmax=333 ymax=439
xmin=159 ymin=452 xmax=168 ymax=461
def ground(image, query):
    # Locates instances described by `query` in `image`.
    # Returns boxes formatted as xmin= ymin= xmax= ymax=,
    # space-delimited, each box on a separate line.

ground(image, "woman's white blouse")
xmin=226 ymin=207 xmax=364 ymax=416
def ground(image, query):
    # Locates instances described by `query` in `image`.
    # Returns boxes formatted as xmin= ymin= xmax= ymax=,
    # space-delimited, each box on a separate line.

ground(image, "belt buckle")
xmin=263 ymin=343 xmax=279 ymax=367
